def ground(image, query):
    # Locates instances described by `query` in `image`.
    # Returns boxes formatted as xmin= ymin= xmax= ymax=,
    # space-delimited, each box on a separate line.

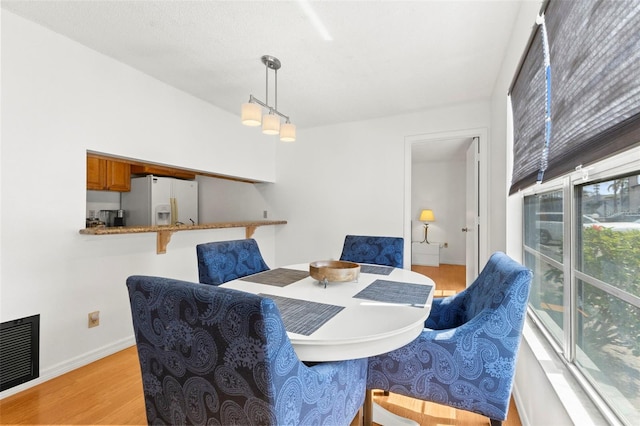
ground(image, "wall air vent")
xmin=1 ymin=314 xmax=40 ymax=391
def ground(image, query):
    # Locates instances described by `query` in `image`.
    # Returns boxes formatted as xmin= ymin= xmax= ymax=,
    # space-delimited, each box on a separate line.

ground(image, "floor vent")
xmin=1 ymin=314 xmax=40 ymax=391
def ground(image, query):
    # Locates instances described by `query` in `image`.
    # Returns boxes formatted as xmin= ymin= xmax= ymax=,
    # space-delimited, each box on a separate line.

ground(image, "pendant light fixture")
xmin=241 ymin=55 xmax=296 ymax=142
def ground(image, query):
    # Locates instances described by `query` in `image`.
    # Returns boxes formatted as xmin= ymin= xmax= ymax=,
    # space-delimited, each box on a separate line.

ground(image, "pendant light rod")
xmin=265 ymin=61 xmax=269 ymax=107
xmin=246 ymin=95 xmax=291 ymax=122
xmin=264 ymin=55 xmax=278 ymax=109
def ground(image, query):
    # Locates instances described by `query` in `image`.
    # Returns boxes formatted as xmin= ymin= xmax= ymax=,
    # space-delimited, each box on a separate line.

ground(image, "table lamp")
xmin=419 ymin=209 xmax=435 ymax=243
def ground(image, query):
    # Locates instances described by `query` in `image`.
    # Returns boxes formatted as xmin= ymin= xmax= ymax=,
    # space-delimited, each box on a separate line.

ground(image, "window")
xmin=523 ymin=149 xmax=640 ymax=424
xmin=511 ymin=1 xmax=640 ymax=423
xmin=524 ymin=190 xmax=565 ymax=347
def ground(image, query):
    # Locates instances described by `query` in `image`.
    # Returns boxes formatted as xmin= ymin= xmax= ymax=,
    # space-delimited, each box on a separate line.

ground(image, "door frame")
xmin=403 ymin=128 xmax=489 ymax=280
xmin=465 ymin=137 xmax=480 ymax=285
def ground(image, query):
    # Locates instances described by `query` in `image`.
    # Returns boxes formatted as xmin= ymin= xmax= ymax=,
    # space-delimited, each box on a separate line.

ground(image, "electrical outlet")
xmin=263 ymin=210 xmax=268 ymax=219
xmin=88 ymin=311 xmax=100 ymax=328
xmin=443 ymin=242 xmax=449 ymax=248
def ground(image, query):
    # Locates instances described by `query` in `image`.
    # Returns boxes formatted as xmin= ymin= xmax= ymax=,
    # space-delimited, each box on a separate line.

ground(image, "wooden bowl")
xmin=309 ymin=260 xmax=360 ymax=284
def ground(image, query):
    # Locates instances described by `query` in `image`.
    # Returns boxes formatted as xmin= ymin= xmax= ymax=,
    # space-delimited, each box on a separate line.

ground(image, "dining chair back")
xmin=126 ymin=275 xmax=367 ymax=425
xmin=196 ymin=238 xmax=269 ymax=285
xmin=367 ymin=252 xmax=532 ymax=426
xmin=339 ymin=235 xmax=404 ymax=267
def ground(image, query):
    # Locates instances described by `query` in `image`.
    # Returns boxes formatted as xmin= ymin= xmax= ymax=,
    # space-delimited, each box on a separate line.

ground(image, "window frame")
xmin=520 ymin=145 xmax=640 ymax=425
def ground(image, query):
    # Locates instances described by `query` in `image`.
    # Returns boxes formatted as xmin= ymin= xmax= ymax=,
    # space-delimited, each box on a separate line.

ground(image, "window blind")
xmin=509 ymin=0 xmax=640 ymax=195
xmin=510 ymin=28 xmax=546 ymax=192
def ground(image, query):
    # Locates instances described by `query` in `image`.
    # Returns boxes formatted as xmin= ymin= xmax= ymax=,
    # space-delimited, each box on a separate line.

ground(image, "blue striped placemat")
xmin=353 ymin=280 xmax=433 ymax=307
xmin=359 ymin=264 xmax=394 ymax=275
xmin=260 ymin=294 xmax=344 ymax=336
xmin=241 ymin=268 xmax=309 ymax=287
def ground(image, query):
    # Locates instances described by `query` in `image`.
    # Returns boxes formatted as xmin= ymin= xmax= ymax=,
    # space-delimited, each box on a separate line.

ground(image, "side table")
xmin=411 ymin=242 xmax=440 ymax=266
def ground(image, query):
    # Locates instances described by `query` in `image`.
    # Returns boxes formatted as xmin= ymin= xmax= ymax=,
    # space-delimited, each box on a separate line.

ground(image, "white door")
xmin=465 ymin=137 xmax=479 ymax=285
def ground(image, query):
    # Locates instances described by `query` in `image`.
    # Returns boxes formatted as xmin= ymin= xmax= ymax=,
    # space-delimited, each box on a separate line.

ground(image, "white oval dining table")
xmin=221 ymin=262 xmax=435 ymax=426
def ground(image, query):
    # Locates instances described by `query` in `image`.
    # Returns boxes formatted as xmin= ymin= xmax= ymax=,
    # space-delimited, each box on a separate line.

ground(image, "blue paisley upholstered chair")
xmin=339 ymin=235 xmax=404 ymax=268
xmin=197 ymin=238 xmax=270 ymax=286
xmin=126 ymin=275 xmax=368 ymax=425
xmin=367 ymin=252 xmax=532 ymax=426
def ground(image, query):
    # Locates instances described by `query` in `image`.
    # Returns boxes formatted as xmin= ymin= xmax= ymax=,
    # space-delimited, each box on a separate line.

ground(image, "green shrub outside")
xmin=581 ymin=226 xmax=640 ymax=357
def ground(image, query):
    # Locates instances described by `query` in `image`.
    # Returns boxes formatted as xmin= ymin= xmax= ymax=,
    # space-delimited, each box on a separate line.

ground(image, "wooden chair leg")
xmin=350 ymin=406 xmax=363 ymax=426
xmin=363 ymin=389 xmax=373 ymax=426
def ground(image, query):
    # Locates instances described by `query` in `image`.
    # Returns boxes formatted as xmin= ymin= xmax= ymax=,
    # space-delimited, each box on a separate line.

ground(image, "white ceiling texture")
xmin=2 ymin=0 xmax=527 ymax=160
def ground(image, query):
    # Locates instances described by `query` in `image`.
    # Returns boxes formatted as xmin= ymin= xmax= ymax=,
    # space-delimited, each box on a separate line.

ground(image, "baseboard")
xmin=0 ymin=335 xmax=135 ymax=399
xmin=512 ymin=383 xmax=530 ymax=426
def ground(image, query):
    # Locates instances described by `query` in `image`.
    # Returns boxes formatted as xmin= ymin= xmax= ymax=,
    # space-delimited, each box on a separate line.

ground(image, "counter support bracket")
xmin=245 ymin=225 xmax=257 ymax=239
xmin=157 ymin=230 xmax=174 ymax=254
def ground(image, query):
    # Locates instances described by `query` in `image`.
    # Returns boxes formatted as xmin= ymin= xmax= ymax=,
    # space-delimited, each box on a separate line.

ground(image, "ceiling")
xmin=2 ymin=0 xmax=526 ymax=134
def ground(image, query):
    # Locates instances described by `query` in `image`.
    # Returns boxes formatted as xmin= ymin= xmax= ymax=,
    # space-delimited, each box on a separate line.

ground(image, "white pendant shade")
xmin=262 ymin=113 xmax=280 ymax=135
xmin=280 ymin=123 xmax=296 ymax=142
xmin=241 ymin=103 xmax=262 ymax=126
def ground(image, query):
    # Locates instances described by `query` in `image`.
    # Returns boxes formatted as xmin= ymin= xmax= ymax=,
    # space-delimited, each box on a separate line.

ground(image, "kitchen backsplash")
xmin=86 ymin=190 xmax=121 ymax=219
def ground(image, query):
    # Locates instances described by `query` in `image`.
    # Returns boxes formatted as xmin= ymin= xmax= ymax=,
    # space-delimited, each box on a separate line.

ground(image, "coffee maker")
xmin=98 ymin=209 xmax=126 ymax=227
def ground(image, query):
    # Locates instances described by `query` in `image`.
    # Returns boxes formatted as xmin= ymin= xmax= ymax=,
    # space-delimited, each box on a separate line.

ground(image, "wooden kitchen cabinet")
xmin=86 ymin=155 xmax=131 ymax=191
xmin=105 ymin=160 xmax=131 ymax=191
xmin=86 ymin=156 xmax=106 ymax=190
xmin=130 ymin=164 xmax=196 ymax=180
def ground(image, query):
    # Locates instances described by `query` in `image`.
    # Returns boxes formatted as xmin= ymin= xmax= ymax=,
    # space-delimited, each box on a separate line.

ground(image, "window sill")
xmin=516 ymin=316 xmax=611 ymax=425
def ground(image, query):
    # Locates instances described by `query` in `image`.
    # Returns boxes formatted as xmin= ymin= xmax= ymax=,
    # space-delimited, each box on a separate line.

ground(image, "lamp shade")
xmin=280 ymin=122 xmax=296 ymax=142
xmin=419 ymin=209 xmax=435 ymax=222
xmin=241 ymin=103 xmax=262 ymax=126
xmin=262 ymin=113 xmax=280 ymax=135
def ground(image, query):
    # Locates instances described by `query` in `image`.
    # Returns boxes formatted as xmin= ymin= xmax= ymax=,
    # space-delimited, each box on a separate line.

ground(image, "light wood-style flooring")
xmin=0 ymin=264 xmax=521 ymax=426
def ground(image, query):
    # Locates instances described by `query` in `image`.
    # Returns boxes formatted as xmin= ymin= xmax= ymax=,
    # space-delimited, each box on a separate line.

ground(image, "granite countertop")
xmin=79 ymin=220 xmax=287 ymax=235
xmin=79 ymin=220 xmax=287 ymax=254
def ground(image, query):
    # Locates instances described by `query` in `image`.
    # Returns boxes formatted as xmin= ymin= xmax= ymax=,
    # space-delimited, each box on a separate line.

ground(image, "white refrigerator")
xmin=121 ymin=175 xmax=198 ymax=226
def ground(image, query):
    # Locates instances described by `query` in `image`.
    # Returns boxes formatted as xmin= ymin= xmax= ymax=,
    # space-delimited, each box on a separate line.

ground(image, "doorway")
xmin=404 ymin=129 xmax=488 ymax=285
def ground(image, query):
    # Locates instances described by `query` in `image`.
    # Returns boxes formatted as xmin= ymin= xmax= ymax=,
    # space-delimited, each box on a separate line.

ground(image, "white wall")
xmin=197 ymin=176 xmax=273 ymax=222
xmin=264 ymin=102 xmax=491 ymax=267
xmin=411 ymin=160 xmax=466 ymax=264
xmin=0 ymin=11 xmax=278 ymax=397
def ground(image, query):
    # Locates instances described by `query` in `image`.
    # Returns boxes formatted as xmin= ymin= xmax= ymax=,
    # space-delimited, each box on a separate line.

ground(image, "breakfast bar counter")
xmin=79 ymin=220 xmax=286 ymax=253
